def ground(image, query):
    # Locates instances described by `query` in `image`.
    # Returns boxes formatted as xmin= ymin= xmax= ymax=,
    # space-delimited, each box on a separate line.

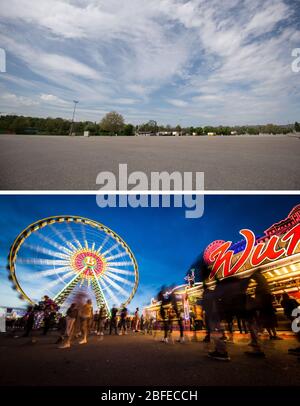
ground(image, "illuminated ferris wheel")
xmin=8 ymin=216 xmax=138 ymax=315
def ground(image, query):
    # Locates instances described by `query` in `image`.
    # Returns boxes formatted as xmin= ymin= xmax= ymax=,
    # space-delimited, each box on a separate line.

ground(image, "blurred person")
xmin=257 ymin=290 xmax=281 ymax=340
xmin=169 ymin=293 xmax=185 ymax=343
xmin=23 ymin=306 xmax=35 ymax=337
xmin=237 ymin=316 xmax=248 ymax=334
xmin=79 ymin=299 xmax=93 ymax=344
xmin=204 ymin=282 xmax=230 ymax=361
xmin=92 ymin=311 xmax=99 ymax=333
xmin=140 ymin=314 xmax=144 ymax=333
xmin=59 ymin=303 xmax=78 ymax=349
xmin=119 ymin=306 xmax=128 ymax=335
xmin=41 ymin=296 xmax=59 ymax=335
xmin=134 ymin=307 xmax=140 ymax=332
xmin=157 ymin=287 xmax=171 ymax=343
xmin=148 ymin=315 xmax=154 ymax=335
xmin=281 ymin=293 xmax=299 ymax=321
xmin=97 ymin=306 xmax=106 ymax=336
xmin=201 ymin=285 xmax=213 ymax=343
xmin=109 ymin=305 xmax=118 ymax=335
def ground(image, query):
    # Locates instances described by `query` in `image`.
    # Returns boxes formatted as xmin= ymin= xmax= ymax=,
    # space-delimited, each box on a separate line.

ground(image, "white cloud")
xmin=114 ymin=98 xmax=138 ymax=105
xmin=40 ymin=93 xmax=68 ymax=104
xmin=167 ymin=99 xmax=188 ymax=107
xmin=0 ymin=92 xmax=39 ymax=107
xmin=0 ymin=0 xmax=299 ymax=124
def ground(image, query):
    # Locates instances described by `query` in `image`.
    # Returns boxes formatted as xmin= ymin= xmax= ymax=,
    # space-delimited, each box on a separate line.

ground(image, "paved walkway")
xmin=0 ymin=332 xmax=299 ymax=386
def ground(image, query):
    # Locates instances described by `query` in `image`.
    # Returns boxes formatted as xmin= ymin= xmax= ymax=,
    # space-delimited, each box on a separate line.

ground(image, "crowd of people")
xmin=6 ymin=280 xmax=300 ymax=362
xmin=9 ymin=297 xmax=155 ymax=349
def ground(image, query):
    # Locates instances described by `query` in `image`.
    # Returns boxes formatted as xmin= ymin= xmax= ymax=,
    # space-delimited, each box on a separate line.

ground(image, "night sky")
xmin=0 ymin=194 xmax=299 ymax=311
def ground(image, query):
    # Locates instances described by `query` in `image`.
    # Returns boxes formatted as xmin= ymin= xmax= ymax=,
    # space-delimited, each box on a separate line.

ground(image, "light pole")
xmin=69 ymin=100 xmax=79 ymax=136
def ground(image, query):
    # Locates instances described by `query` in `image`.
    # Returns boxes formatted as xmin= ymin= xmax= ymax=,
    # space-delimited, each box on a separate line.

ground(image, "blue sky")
xmin=0 ymin=0 xmax=300 ymax=125
xmin=0 ymin=194 xmax=299 ymax=311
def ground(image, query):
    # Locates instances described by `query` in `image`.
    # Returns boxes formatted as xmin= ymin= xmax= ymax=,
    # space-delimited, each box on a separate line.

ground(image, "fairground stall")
xmin=144 ymin=204 xmax=300 ymax=330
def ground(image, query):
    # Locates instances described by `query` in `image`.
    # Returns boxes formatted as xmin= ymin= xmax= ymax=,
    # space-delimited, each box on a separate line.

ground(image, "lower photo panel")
xmin=0 ymin=194 xmax=299 ymax=396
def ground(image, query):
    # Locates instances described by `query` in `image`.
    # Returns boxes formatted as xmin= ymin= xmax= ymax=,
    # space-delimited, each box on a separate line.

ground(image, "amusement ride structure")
xmin=8 ymin=216 xmax=138 ymax=315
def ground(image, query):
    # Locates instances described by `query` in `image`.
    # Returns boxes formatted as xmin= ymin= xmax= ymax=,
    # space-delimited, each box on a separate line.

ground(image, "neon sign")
xmin=207 ymin=223 xmax=300 ymax=280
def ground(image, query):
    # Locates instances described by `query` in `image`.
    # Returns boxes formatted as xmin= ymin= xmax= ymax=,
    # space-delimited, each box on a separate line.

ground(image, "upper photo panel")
xmin=0 ymin=0 xmax=300 ymax=191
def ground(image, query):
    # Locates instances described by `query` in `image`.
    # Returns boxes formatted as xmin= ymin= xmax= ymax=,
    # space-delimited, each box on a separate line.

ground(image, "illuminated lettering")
xmin=209 ymin=223 xmax=300 ymax=279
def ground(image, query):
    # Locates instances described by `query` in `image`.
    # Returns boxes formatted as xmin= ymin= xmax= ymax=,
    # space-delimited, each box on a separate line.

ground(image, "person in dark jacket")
xmin=281 ymin=293 xmax=299 ymax=321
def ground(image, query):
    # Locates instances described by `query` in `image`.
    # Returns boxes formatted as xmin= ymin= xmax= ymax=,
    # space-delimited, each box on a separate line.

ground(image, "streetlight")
xmin=69 ymin=100 xmax=79 ymax=136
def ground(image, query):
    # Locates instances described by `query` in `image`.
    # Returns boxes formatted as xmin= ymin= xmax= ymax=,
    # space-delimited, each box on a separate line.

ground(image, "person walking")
xmin=97 ymin=306 xmax=106 ymax=336
xmin=23 ymin=306 xmax=35 ymax=337
xmin=79 ymin=299 xmax=93 ymax=344
xmin=42 ymin=296 xmax=58 ymax=336
xmin=92 ymin=311 xmax=99 ymax=333
xmin=281 ymin=293 xmax=299 ymax=321
xmin=119 ymin=306 xmax=128 ymax=335
xmin=258 ymin=291 xmax=281 ymax=340
xmin=59 ymin=303 xmax=78 ymax=349
xmin=109 ymin=305 xmax=118 ymax=335
xmin=134 ymin=307 xmax=140 ymax=332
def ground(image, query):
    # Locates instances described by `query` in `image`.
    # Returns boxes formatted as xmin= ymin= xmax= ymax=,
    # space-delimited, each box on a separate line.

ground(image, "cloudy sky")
xmin=0 ymin=0 xmax=299 ymax=125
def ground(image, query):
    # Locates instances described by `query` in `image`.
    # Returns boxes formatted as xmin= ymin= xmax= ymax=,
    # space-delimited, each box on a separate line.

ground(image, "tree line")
xmin=0 ymin=112 xmax=298 ymax=136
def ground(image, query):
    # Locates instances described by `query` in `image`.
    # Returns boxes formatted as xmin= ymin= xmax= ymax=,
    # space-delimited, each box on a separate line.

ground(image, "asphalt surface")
xmin=0 ymin=332 xmax=299 ymax=386
xmin=0 ymin=134 xmax=299 ymax=190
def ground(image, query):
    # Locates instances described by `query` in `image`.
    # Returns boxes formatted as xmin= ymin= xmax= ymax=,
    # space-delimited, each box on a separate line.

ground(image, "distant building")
xmin=136 ymin=131 xmax=156 ymax=136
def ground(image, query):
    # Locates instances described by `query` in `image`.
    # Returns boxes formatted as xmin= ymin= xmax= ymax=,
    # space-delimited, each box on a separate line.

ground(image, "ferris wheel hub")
xmin=71 ymin=248 xmax=106 ymax=278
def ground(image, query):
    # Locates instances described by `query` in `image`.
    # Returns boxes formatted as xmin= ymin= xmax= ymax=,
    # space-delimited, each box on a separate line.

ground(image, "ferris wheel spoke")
xmin=66 ymin=223 xmax=83 ymax=249
xmin=24 ymin=266 xmax=73 ymax=280
xmin=17 ymin=258 xmax=70 ymax=266
xmin=101 ymin=274 xmax=130 ymax=298
xmin=36 ymin=233 xmax=73 ymax=255
xmin=105 ymin=271 xmax=135 ymax=287
xmin=45 ymin=269 xmax=75 ymax=289
xmin=106 ymin=261 xmax=133 ymax=267
xmin=106 ymin=267 xmax=135 ymax=276
xmin=23 ymin=243 xmax=70 ymax=260
xmin=50 ymin=224 xmax=73 ymax=247
xmin=105 ymin=251 xmax=127 ymax=261
xmin=99 ymin=277 xmax=120 ymax=305
xmin=81 ymin=224 xmax=87 ymax=243
xmin=50 ymin=226 xmax=77 ymax=252
xmin=96 ymin=235 xmax=110 ymax=254
xmin=101 ymin=242 xmax=120 ymax=257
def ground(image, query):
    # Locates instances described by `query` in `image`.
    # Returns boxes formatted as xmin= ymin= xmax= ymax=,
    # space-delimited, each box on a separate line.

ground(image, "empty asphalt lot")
xmin=0 ymin=134 xmax=299 ymax=190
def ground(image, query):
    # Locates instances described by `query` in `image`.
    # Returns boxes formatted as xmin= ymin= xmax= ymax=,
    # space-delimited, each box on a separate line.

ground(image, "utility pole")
xmin=69 ymin=100 xmax=79 ymax=136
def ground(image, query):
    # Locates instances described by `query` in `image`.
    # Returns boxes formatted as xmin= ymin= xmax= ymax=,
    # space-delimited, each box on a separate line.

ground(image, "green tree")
xmin=175 ymin=125 xmax=182 ymax=134
xmin=84 ymin=122 xmax=98 ymax=135
xmin=195 ymin=127 xmax=203 ymax=135
xmin=10 ymin=116 xmax=30 ymax=134
xmin=295 ymin=122 xmax=300 ymax=132
xmin=100 ymin=111 xmax=125 ymax=135
xmin=124 ymin=124 xmax=134 ymax=136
